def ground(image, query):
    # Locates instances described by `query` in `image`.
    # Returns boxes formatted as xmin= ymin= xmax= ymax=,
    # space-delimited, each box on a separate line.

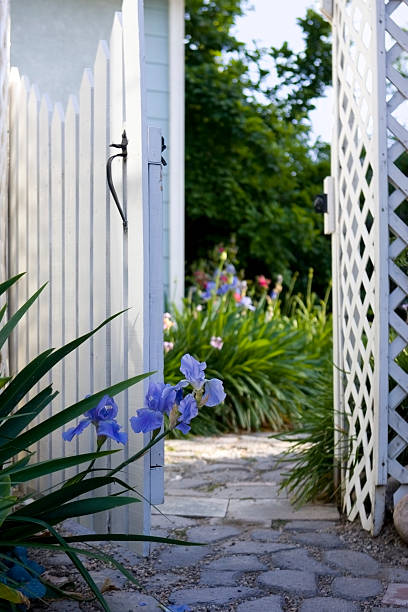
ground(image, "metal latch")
xmin=313 ymin=176 xmax=335 ymax=235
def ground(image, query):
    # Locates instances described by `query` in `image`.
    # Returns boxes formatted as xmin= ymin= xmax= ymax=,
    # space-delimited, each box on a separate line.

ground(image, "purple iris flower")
xmin=202 ymin=280 xmax=216 ymax=300
xmin=203 ymin=379 xmax=226 ymax=407
xmin=176 ymin=394 xmax=198 ymax=434
xmin=226 ymin=264 xmax=236 ymax=275
xmin=62 ymin=395 xmax=127 ymax=444
xmin=145 ymin=382 xmax=177 ymax=415
xmin=130 ymin=382 xmax=178 ymax=434
xmin=238 ymin=296 xmax=255 ymax=311
xmin=179 ymin=354 xmax=206 ymax=390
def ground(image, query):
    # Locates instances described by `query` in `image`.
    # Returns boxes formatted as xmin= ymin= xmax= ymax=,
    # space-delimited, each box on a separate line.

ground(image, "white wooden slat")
xmin=123 ymin=0 xmax=150 ymax=551
xmin=27 ymin=85 xmax=40 ymax=365
xmin=37 ymin=93 xmax=52 ymax=492
xmin=63 ymin=95 xmax=80 ymax=484
xmin=16 ymin=76 xmax=29 ymax=378
xmin=50 ymin=103 xmax=65 ymax=489
xmin=27 ymin=84 xmax=41 ymax=465
xmin=108 ymin=11 xmax=127 ymax=536
xmin=92 ymin=40 xmax=110 ymax=533
xmin=77 ymin=68 xmax=95 ymax=530
xmin=148 ymin=127 xmax=164 ymax=510
xmin=8 ymin=67 xmax=21 ymax=376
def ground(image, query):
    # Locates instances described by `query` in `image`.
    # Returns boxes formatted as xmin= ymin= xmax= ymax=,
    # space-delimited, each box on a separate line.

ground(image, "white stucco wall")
xmin=10 ymin=0 xmax=175 ymax=296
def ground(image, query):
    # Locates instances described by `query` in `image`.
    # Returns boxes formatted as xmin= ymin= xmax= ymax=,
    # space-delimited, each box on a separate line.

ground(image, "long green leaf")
xmin=0 ymin=284 xmax=46 ymax=351
xmin=11 ymin=476 xmax=121 ymax=517
xmin=0 ymin=386 xmax=57 ymax=445
xmin=0 ymin=475 xmax=14 ymax=527
xmin=0 ymin=372 xmax=151 ymax=463
xmin=6 ymin=449 xmax=119 ymax=483
xmin=0 ymin=310 xmax=126 ymax=420
xmin=0 ymin=350 xmax=54 ymax=419
xmin=0 ymin=273 xmax=25 ymax=298
xmin=35 ymin=534 xmax=202 ymax=546
xmin=38 ymin=496 xmax=138 ymax=523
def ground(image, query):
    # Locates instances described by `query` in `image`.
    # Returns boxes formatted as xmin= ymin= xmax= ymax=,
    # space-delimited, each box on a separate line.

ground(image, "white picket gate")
xmin=326 ymin=0 xmax=408 ymax=534
xmin=5 ymin=0 xmax=164 ymax=550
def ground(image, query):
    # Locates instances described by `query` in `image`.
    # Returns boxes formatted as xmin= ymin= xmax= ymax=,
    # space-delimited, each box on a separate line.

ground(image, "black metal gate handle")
xmin=107 ymin=130 xmax=128 ymax=231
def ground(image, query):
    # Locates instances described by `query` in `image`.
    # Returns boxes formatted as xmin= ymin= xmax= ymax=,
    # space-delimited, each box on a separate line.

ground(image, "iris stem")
xmin=107 ymin=429 xmax=169 ymax=478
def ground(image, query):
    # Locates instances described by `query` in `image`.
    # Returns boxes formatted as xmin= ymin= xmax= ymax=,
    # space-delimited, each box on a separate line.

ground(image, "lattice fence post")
xmin=329 ymin=0 xmax=408 ymax=534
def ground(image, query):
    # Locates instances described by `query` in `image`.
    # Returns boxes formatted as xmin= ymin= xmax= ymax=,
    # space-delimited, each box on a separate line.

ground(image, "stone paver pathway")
xmin=32 ymin=434 xmax=408 ymax=611
xmin=143 ymin=434 xmax=406 ymax=610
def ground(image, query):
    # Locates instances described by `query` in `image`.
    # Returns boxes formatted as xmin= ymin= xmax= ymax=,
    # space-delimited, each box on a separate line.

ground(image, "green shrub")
xmin=164 ymin=275 xmax=332 ymax=435
xmin=272 ymin=359 xmax=341 ymax=506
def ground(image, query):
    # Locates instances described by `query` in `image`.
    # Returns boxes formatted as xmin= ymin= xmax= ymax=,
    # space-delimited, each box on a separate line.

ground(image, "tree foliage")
xmin=185 ymin=1 xmax=333 ymax=292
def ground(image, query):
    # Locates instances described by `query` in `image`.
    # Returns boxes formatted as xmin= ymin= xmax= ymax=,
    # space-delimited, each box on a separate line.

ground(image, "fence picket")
xmin=50 ymin=103 xmax=65 ymax=489
xmin=37 ymin=93 xmax=52 ymax=491
xmin=123 ymin=0 xmax=149 ymax=550
xmin=27 ymin=84 xmax=41 ymax=467
xmin=109 ymin=12 xmax=127 ymax=536
xmin=77 ymin=68 xmax=95 ymax=530
xmin=92 ymin=40 xmax=110 ymax=533
xmin=16 ymin=77 xmax=29 ymax=378
xmin=64 ymin=95 xmax=80 ymax=484
xmin=8 ymin=67 xmax=21 ymax=376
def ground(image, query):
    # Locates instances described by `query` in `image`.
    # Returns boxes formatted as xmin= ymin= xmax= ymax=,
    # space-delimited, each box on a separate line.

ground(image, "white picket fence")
xmin=7 ymin=0 xmax=164 ymax=551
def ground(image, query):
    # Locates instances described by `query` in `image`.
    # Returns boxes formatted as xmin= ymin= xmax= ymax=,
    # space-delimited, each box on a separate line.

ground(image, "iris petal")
xmin=130 ymin=409 xmax=164 ymax=433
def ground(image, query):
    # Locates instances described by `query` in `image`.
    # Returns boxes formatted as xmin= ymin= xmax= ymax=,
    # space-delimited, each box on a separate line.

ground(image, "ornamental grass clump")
xmin=164 ymin=262 xmax=332 ymax=435
xmin=0 ymin=274 xmax=224 ymax=611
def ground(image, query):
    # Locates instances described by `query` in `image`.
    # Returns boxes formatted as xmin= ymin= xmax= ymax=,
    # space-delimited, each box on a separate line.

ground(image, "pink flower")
xmin=257 ymin=275 xmax=271 ymax=288
xmin=163 ymin=341 xmax=174 ymax=353
xmin=210 ymin=336 xmax=224 ymax=350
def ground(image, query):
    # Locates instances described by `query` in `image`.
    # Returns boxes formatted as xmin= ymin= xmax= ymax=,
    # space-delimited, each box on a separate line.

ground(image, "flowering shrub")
xmin=164 ymin=273 xmax=331 ymax=435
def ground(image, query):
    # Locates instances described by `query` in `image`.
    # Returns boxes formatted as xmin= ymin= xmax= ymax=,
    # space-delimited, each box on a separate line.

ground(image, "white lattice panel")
xmin=385 ymin=0 xmax=408 ymax=487
xmin=332 ymin=0 xmax=408 ymax=534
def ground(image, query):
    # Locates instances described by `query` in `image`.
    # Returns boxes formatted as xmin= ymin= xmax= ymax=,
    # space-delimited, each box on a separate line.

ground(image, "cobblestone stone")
xmin=250 ymin=528 xmax=282 ymax=541
xmin=221 ymin=540 xmax=296 ymax=554
xmin=186 ymin=524 xmax=240 ymax=543
xmin=271 ymin=548 xmax=338 ymax=575
xmin=300 ymin=597 xmax=360 ymax=611
xmin=283 ymin=520 xmax=336 ymax=531
xmin=331 ymin=576 xmax=383 ymax=600
xmin=236 ymin=594 xmax=283 ymax=611
xmin=169 ymin=586 xmax=259 ymax=605
xmin=258 ymin=569 xmax=317 ymax=596
xmin=324 ymin=550 xmax=379 ymax=576
xmin=292 ymin=531 xmax=345 ymax=548
xmin=206 ymin=554 xmax=267 ymax=571
xmin=157 ymin=544 xmax=211 ymax=569
xmin=199 ymin=570 xmax=241 ymax=586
